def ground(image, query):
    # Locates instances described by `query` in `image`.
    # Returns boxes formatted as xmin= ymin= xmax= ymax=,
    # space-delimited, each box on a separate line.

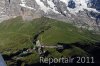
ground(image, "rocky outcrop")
xmin=0 ymin=0 xmax=100 ymax=32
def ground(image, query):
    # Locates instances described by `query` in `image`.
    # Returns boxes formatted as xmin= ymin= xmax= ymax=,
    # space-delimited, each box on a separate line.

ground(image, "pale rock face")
xmin=0 ymin=0 xmax=100 ymax=32
xmin=0 ymin=0 xmax=9 ymax=22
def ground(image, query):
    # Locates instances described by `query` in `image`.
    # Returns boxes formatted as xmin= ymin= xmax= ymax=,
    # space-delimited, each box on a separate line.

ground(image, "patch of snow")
xmin=20 ymin=0 xmax=100 ymax=15
xmin=0 ymin=12 xmax=4 ymax=14
xmin=60 ymin=0 xmax=70 ymax=6
xmin=60 ymin=0 xmax=68 ymax=3
xmin=35 ymin=0 xmax=49 ymax=13
xmin=47 ymin=0 xmax=59 ymax=13
xmin=66 ymin=0 xmax=100 ymax=14
xmin=64 ymin=11 xmax=67 ymax=13
xmin=90 ymin=16 xmax=96 ymax=19
xmin=20 ymin=0 xmax=36 ymax=10
xmin=35 ymin=0 xmax=60 ymax=14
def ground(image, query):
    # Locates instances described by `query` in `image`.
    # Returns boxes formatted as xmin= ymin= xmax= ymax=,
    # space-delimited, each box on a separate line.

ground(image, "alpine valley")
xmin=0 ymin=0 xmax=100 ymax=66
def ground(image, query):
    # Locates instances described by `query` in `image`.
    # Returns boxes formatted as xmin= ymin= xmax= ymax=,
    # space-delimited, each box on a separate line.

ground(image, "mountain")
xmin=0 ymin=0 xmax=100 ymax=33
xmin=0 ymin=0 xmax=100 ymax=65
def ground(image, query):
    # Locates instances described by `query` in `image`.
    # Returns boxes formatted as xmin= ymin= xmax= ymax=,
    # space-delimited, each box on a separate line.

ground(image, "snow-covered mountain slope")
xmin=0 ymin=0 xmax=100 ymax=32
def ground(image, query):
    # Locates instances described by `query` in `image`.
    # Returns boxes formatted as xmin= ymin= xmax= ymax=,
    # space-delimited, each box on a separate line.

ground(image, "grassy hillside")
xmin=38 ymin=20 xmax=100 ymax=45
xmin=0 ymin=17 xmax=100 ymax=65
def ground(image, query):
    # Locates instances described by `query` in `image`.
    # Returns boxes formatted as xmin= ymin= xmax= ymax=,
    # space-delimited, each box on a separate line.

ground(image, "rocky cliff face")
xmin=0 ymin=0 xmax=100 ymax=32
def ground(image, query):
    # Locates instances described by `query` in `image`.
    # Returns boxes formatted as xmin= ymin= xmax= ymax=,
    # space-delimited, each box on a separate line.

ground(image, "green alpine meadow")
xmin=0 ymin=17 xmax=100 ymax=66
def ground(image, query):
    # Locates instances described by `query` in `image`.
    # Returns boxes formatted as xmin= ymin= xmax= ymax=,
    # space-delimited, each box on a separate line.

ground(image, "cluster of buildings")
xmin=34 ymin=40 xmax=64 ymax=56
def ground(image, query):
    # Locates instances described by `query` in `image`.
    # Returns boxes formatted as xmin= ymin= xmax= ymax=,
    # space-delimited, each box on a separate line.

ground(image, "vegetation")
xmin=0 ymin=17 xmax=100 ymax=65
